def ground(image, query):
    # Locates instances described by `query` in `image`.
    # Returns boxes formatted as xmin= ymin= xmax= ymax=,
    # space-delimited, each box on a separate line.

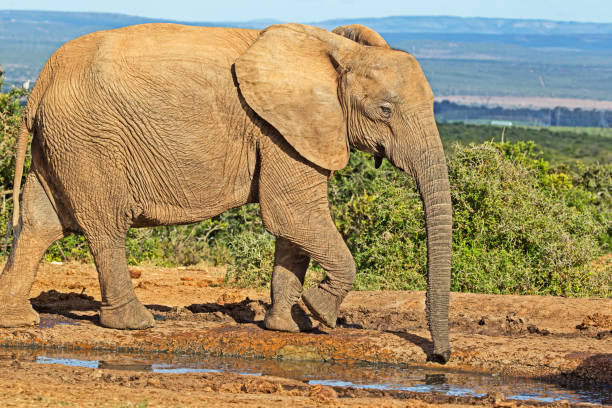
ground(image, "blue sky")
xmin=3 ymin=0 xmax=612 ymax=23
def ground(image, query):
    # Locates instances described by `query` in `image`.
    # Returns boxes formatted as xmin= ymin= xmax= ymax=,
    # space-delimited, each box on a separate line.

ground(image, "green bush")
xmin=0 ymin=79 xmax=29 ymax=250
xmin=572 ymin=161 xmax=612 ymax=251
xmin=0 ymin=80 xmax=610 ymax=296
xmin=328 ymin=143 xmax=610 ymax=296
xmin=329 ymin=152 xmax=427 ymax=290
xmin=449 ymin=142 xmax=608 ymax=296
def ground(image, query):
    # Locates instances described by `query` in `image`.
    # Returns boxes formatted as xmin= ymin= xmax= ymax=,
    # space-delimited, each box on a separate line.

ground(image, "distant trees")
xmin=435 ymin=100 xmax=612 ymax=128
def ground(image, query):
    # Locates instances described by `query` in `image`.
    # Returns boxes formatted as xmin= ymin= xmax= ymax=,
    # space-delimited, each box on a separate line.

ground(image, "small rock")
xmin=241 ymin=379 xmax=282 ymax=394
xmin=309 ymin=384 xmax=337 ymax=400
xmin=485 ymin=391 xmax=505 ymax=405
xmin=503 ymin=312 xmax=526 ymax=333
xmin=596 ymin=330 xmax=612 ymax=340
xmin=287 ymin=388 xmax=303 ymax=396
xmin=221 ymin=383 xmax=242 ymax=393
xmin=527 ymin=325 xmax=550 ymax=335
xmin=146 ymin=377 xmax=162 ymax=387
xmin=580 ymin=313 xmax=612 ymax=329
xmin=506 ymin=312 xmax=524 ymax=324
xmin=135 ymin=281 xmax=148 ymax=289
xmin=102 ymin=373 xmax=117 ymax=382
xmin=216 ymin=292 xmax=242 ymax=305
xmin=129 ymin=269 xmax=142 ymax=279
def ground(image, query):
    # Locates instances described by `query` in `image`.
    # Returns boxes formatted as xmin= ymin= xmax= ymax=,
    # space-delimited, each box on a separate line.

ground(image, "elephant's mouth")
xmin=374 ymin=155 xmax=383 ymax=169
xmin=373 ymin=143 xmax=386 ymax=169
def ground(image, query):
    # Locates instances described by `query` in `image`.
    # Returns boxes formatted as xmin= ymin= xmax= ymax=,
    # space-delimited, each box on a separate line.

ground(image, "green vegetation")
xmin=1 ymin=82 xmax=610 ymax=297
xmin=438 ymin=122 xmax=612 ymax=165
xmin=0 ymin=82 xmax=28 ymax=245
xmin=328 ymin=143 xmax=610 ymax=296
xmin=544 ymin=126 xmax=612 ymax=138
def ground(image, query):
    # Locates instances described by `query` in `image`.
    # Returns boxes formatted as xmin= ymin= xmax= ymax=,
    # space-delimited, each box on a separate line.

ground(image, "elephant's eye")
xmin=380 ymin=105 xmax=392 ymax=118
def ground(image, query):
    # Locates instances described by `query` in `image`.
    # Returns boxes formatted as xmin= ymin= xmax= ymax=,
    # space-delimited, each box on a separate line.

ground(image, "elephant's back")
xmin=90 ymin=24 xmax=260 ymax=76
xmin=57 ymin=23 xmax=260 ymax=60
xmin=36 ymin=23 xmax=261 ymax=139
xmin=47 ymin=24 xmax=259 ymax=91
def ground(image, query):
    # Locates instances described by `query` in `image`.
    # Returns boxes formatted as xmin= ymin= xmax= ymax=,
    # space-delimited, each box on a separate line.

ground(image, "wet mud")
xmin=5 ymin=347 xmax=611 ymax=404
xmin=0 ymin=262 xmax=610 ymax=407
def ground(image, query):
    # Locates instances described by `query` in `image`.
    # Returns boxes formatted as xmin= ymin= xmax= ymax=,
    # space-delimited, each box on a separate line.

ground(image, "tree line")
xmin=435 ymin=100 xmax=612 ymax=127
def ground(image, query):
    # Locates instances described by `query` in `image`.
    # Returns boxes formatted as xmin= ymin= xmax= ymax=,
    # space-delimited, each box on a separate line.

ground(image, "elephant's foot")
xmin=99 ymin=297 xmax=154 ymax=330
xmin=291 ymin=303 xmax=315 ymax=332
xmin=264 ymin=307 xmax=299 ymax=332
xmin=429 ymin=350 xmax=451 ymax=364
xmin=302 ymin=287 xmax=341 ymax=329
xmin=0 ymin=301 xmax=40 ymax=328
xmin=264 ymin=304 xmax=314 ymax=333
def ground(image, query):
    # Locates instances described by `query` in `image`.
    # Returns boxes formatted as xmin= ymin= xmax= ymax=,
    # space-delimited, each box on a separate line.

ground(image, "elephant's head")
xmin=235 ymin=23 xmax=452 ymax=363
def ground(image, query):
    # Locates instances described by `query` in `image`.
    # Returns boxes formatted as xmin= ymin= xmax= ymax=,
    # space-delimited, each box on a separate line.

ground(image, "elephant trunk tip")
xmin=428 ymin=350 xmax=451 ymax=365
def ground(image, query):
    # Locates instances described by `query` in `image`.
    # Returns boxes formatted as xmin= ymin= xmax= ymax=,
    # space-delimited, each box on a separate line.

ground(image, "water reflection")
xmin=12 ymin=348 xmax=607 ymax=405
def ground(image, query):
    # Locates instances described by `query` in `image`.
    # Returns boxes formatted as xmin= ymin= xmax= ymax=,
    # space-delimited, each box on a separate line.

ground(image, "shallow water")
xmin=9 ymin=348 xmax=606 ymax=404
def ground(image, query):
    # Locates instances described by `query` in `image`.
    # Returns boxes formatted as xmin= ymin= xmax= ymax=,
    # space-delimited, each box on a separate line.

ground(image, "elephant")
xmin=0 ymin=22 xmax=452 ymax=363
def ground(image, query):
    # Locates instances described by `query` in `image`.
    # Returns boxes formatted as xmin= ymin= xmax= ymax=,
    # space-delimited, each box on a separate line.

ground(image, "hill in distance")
xmin=2 ymin=10 xmax=612 ymax=104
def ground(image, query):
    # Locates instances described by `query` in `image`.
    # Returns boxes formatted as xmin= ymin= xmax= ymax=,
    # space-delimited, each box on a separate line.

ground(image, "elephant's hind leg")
xmin=264 ymin=237 xmax=312 ymax=332
xmin=83 ymin=229 xmax=154 ymax=330
xmin=0 ymin=173 xmax=65 ymax=327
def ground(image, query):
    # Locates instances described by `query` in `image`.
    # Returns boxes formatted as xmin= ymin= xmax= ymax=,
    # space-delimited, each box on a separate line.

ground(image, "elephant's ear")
xmin=332 ymin=24 xmax=390 ymax=48
xmin=235 ymin=24 xmax=349 ymax=171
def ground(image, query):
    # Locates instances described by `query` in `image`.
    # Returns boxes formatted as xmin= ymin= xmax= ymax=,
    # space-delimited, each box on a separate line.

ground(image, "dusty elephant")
xmin=0 ymin=23 xmax=453 ymax=362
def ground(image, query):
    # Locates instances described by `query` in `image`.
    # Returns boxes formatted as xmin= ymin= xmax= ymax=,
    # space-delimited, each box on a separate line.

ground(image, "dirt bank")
xmin=0 ymin=262 xmax=610 ymax=407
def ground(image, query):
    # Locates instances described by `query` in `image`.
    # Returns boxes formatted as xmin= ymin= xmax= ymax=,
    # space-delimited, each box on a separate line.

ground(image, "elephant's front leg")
xmin=259 ymin=135 xmax=356 ymax=329
xmin=264 ymin=209 xmax=356 ymax=329
xmin=264 ymin=237 xmax=312 ymax=332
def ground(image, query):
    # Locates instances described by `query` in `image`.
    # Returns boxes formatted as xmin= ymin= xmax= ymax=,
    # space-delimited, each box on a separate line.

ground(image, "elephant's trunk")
xmin=390 ymin=113 xmax=452 ymax=363
xmin=416 ymin=145 xmax=452 ymax=363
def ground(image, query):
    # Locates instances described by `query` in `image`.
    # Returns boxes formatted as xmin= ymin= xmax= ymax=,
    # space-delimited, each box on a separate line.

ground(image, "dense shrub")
xmin=328 ymin=143 xmax=610 ymax=296
xmin=0 ymin=80 xmax=28 ymax=250
xmin=328 ymin=152 xmax=427 ymax=290
xmin=449 ymin=142 xmax=608 ymax=296
xmin=0 ymin=81 xmax=610 ymax=296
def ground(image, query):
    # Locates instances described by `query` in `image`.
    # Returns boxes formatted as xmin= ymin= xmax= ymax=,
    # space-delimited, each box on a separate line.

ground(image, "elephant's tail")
xmin=11 ymin=112 xmax=31 ymax=230
xmin=11 ymin=53 xmax=53 ymax=231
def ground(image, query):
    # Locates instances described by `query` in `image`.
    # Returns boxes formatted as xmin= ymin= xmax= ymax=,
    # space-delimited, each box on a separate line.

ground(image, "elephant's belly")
xmin=130 ymin=151 xmax=258 ymax=228
xmin=131 ymin=201 xmax=242 ymax=228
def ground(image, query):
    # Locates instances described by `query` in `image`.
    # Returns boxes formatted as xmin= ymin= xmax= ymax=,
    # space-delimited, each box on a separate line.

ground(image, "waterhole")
xmin=4 ymin=348 xmax=609 ymax=404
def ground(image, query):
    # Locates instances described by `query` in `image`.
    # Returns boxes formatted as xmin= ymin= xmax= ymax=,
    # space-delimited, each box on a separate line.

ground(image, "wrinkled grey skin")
xmin=0 ymin=23 xmax=452 ymax=363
